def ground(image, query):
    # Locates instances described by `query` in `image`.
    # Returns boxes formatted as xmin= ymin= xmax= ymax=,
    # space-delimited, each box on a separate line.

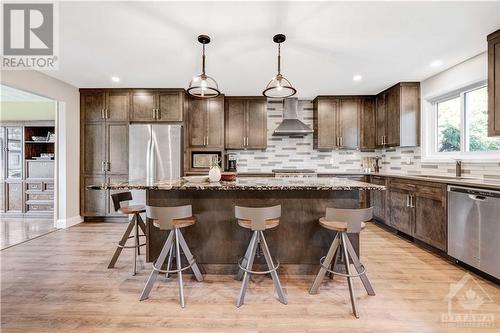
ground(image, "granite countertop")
xmin=363 ymin=172 xmax=500 ymax=191
xmin=233 ymin=172 xmax=500 ymax=191
xmin=86 ymin=177 xmax=386 ymax=191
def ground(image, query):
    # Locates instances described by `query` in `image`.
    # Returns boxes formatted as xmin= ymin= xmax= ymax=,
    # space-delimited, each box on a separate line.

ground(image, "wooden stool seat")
xmin=237 ymin=218 xmax=280 ymax=230
xmin=173 ymin=216 xmax=197 ymax=229
xmin=319 ymin=218 xmax=366 ymax=232
xmin=118 ymin=205 xmax=146 ymax=215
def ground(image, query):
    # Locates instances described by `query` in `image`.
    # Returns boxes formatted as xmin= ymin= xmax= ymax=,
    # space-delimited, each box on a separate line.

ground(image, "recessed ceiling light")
xmin=430 ymin=60 xmax=443 ymax=68
xmin=111 ymin=76 xmax=120 ymax=82
xmin=352 ymin=74 xmax=362 ymax=82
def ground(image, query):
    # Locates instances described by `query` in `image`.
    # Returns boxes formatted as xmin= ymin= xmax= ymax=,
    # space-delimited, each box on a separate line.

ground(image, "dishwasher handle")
xmin=448 ymin=185 xmax=500 ymax=199
xmin=468 ymin=194 xmax=486 ymax=201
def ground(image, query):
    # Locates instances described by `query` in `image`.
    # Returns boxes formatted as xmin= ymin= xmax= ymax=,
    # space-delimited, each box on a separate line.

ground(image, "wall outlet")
xmin=405 ymin=157 xmax=412 ymax=164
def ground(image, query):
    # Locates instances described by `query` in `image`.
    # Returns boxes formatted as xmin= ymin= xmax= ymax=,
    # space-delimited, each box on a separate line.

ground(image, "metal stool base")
xmin=236 ymin=230 xmax=287 ymax=307
xmin=140 ymin=228 xmax=203 ymax=308
xmin=108 ymin=213 xmax=147 ymax=275
xmin=309 ymin=232 xmax=375 ymax=318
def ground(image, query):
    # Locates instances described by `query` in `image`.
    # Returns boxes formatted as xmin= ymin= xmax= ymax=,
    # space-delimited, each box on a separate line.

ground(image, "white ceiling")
xmin=47 ymin=1 xmax=500 ymax=98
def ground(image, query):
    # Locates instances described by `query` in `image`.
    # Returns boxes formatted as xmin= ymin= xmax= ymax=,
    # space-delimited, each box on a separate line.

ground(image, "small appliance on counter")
xmin=225 ymin=153 xmax=237 ymax=172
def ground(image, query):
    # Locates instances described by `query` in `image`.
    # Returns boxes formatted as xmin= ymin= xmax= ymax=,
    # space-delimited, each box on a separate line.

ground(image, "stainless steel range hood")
xmin=273 ymin=98 xmax=313 ymax=136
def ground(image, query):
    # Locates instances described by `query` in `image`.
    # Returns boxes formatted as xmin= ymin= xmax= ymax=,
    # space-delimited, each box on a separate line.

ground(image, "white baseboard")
xmin=56 ymin=215 xmax=83 ymax=229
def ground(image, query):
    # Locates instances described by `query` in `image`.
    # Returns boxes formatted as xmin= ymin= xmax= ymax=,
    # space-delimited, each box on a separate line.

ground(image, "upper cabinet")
xmin=488 ymin=29 xmax=500 ymax=136
xmin=225 ymin=97 xmax=267 ymax=150
xmin=188 ymin=96 xmax=224 ymax=148
xmin=81 ymin=90 xmax=130 ymax=122
xmin=313 ymin=96 xmax=374 ymax=150
xmin=130 ymin=89 xmax=184 ymax=122
xmin=376 ymin=82 xmax=420 ymax=147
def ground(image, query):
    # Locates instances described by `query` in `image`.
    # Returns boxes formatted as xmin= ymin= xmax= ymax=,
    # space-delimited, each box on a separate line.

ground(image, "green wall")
xmin=0 ymin=101 xmax=56 ymax=121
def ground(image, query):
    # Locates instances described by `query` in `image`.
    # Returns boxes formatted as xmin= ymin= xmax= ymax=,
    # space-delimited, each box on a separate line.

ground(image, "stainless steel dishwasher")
xmin=448 ymin=185 xmax=500 ymax=279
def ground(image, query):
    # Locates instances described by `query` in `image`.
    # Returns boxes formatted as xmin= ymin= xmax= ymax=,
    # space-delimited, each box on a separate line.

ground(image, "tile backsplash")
xmin=230 ymin=100 xmax=500 ymax=179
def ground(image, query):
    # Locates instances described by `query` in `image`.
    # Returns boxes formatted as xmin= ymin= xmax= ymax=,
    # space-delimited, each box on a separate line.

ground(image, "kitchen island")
xmin=89 ymin=177 xmax=385 ymax=274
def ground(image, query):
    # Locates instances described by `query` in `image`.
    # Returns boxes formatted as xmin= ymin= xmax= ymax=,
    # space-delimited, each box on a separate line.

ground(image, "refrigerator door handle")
xmin=146 ymin=132 xmax=154 ymax=183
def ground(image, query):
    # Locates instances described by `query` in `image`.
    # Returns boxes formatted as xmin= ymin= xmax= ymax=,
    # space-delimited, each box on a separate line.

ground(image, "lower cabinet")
xmin=25 ymin=181 xmax=54 ymax=216
xmin=82 ymin=175 xmax=129 ymax=218
xmin=371 ymin=176 xmax=447 ymax=252
xmin=414 ymin=187 xmax=447 ymax=251
xmin=83 ymin=176 xmax=107 ymax=216
xmin=388 ymin=187 xmax=414 ymax=235
xmin=370 ymin=176 xmax=386 ymax=222
xmin=6 ymin=181 xmax=23 ymax=213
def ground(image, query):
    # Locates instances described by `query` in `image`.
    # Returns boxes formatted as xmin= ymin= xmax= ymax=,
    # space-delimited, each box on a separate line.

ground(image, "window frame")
xmin=422 ymin=80 xmax=500 ymax=162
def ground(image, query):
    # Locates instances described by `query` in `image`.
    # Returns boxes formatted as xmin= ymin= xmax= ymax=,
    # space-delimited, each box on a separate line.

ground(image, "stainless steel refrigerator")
xmin=129 ymin=124 xmax=182 ymax=205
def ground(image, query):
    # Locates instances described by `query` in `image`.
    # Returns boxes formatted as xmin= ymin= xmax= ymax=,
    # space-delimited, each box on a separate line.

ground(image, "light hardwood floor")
xmin=1 ymin=222 xmax=499 ymax=333
xmin=0 ymin=218 xmax=55 ymax=249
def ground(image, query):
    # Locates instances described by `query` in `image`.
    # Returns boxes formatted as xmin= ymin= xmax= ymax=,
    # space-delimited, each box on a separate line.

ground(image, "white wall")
xmin=421 ymin=52 xmax=487 ymax=99
xmin=1 ymin=70 xmax=81 ymax=228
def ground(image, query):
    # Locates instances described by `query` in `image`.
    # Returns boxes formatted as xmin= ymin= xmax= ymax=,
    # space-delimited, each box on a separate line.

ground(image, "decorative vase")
xmin=209 ymin=165 xmax=221 ymax=182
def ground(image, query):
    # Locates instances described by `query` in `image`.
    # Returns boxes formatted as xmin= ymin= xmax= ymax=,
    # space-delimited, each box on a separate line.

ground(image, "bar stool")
xmin=235 ymin=205 xmax=287 ymax=307
xmin=108 ymin=192 xmax=147 ymax=275
xmin=139 ymin=205 xmax=203 ymax=308
xmin=309 ymin=207 xmax=375 ymax=318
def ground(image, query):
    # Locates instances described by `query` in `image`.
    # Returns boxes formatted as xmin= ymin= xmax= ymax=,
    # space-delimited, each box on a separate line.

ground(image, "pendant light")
xmin=263 ymin=34 xmax=297 ymax=98
xmin=187 ymin=35 xmax=220 ymax=98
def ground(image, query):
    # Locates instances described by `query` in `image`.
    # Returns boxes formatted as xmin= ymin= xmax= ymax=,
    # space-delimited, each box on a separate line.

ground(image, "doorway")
xmin=0 ymin=85 xmax=57 ymax=249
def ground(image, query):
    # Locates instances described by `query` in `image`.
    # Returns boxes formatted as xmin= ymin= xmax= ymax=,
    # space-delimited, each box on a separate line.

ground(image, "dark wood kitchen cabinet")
xmin=80 ymin=89 xmax=130 ymax=218
xmin=386 ymin=177 xmax=447 ymax=251
xmin=413 ymin=183 xmax=447 ymax=251
xmin=360 ymin=97 xmax=376 ymax=150
xmin=313 ymin=96 xmax=375 ymax=150
xmin=375 ymin=93 xmax=387 ymax=147
xmin=388 ymin=186 xmax=414 ymax=235
xmin=313 ymin=97 xmax=338 ymax=149
xmin=370 ymin=175 xmax=387 ymax=223
xmin=188 ymin=96 xmax=224 ymax=148
xmin=225 ymin=97 xmax=267 ymax=149
xmin=82 ymin=122 xmax=105 ymax=175
xmin=488 ymin=29 xmax=500 ymax=136
xmin=130 ymin=89 xmax=184 ymax=122
xmin=338 ymin=97 xmax=360 ymax=148
xmin=81 ymin=90 xmax=130 ymax=122
xmin=375 ymin=82 xmax=420 ymax=147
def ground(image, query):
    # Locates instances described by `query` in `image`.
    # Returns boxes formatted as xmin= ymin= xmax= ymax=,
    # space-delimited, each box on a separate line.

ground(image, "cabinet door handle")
xmin=156 ymin=109 xmax=160 ymax=120
xmin=105 ymin=108 xmax=108 ymax=119
xmin=101 ymin=109 xmax=105 ymax=119
xmin=340 ymin=137 xmax=343 ymax=146
xmin=107 ymin=161 xmax=111 ymax=172
xmin=410 ymin=195 xmax=415 ymax=208
xmin=406 ymin=194 xmax=410 ymax=207
xmin=101 ymin=161 xmax=105 ymax=172
xmin=152 ymin=109 xmax=156 ymax=120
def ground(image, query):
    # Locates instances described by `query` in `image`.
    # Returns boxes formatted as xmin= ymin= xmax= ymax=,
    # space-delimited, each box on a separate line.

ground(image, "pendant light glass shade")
xmin=263 ymin=34 xmax=297 ymax=98
xmin=187 ymin=35 xmax=220 ymax=99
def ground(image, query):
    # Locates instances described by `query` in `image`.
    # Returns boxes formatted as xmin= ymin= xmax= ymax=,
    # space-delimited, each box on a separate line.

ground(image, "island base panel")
xmin=146 ymin=189 xmax=365 ymax=274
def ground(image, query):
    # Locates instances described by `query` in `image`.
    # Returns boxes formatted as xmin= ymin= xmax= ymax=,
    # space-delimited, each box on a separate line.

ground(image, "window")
xmin=428 ymin=83 xmax=500 ymax=160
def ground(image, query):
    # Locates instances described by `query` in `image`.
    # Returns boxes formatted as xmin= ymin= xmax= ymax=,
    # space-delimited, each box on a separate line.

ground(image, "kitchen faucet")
xmin=455 ymin=160 xmax=462 ymax=178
